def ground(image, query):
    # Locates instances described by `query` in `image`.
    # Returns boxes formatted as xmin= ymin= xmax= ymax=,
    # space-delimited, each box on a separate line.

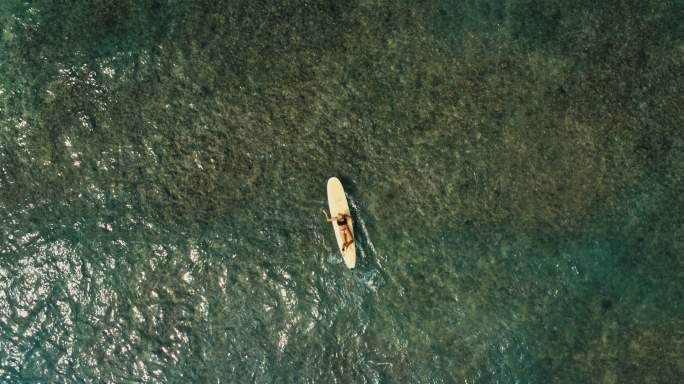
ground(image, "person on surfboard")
xmin=323 ymin=209 xmax=354 ymax=251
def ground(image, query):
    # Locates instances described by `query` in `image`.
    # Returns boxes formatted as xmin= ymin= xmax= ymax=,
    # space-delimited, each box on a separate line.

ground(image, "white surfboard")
xmin=326 ymin=177 xmax=356 ymax=269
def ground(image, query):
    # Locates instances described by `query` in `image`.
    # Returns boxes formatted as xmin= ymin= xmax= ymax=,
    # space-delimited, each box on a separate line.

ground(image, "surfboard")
xmin=326 ymin=177 xmax=356 ymax=269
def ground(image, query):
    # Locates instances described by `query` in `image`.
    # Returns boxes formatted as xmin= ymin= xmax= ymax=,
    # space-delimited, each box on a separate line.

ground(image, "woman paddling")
xmin=323 ymin=209 xmax=354 ymax=251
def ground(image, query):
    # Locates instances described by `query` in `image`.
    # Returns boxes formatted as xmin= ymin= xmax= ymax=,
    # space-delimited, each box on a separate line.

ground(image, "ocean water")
xmin=1 ymin=0 xmax=683 ymax=382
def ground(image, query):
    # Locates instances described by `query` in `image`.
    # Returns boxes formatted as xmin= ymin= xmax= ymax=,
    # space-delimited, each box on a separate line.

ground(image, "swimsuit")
xmin=337 ymin=219 xmax=350 ymax=232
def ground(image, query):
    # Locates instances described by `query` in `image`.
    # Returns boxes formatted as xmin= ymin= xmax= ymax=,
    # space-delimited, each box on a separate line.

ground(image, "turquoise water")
xmin=1 ymin=0 xmax=683 ymax=382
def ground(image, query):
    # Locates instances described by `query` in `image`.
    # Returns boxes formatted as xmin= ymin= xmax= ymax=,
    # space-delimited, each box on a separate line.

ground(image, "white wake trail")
xmin=348 ymin=194 xmax=379 ymax=267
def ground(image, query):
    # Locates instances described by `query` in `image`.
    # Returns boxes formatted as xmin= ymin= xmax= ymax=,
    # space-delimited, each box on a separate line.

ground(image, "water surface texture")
xmin=1 ymin=0 xmax=683 ymax=382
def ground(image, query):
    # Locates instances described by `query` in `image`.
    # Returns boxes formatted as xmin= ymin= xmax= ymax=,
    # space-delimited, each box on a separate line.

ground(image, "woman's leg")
xmin=343 ymin=233 xmax=353 ymax=249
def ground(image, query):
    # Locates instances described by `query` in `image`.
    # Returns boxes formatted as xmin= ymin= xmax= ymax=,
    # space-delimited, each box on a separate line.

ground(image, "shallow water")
xmin=1 ymin=1 xmax=683 ymax=382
